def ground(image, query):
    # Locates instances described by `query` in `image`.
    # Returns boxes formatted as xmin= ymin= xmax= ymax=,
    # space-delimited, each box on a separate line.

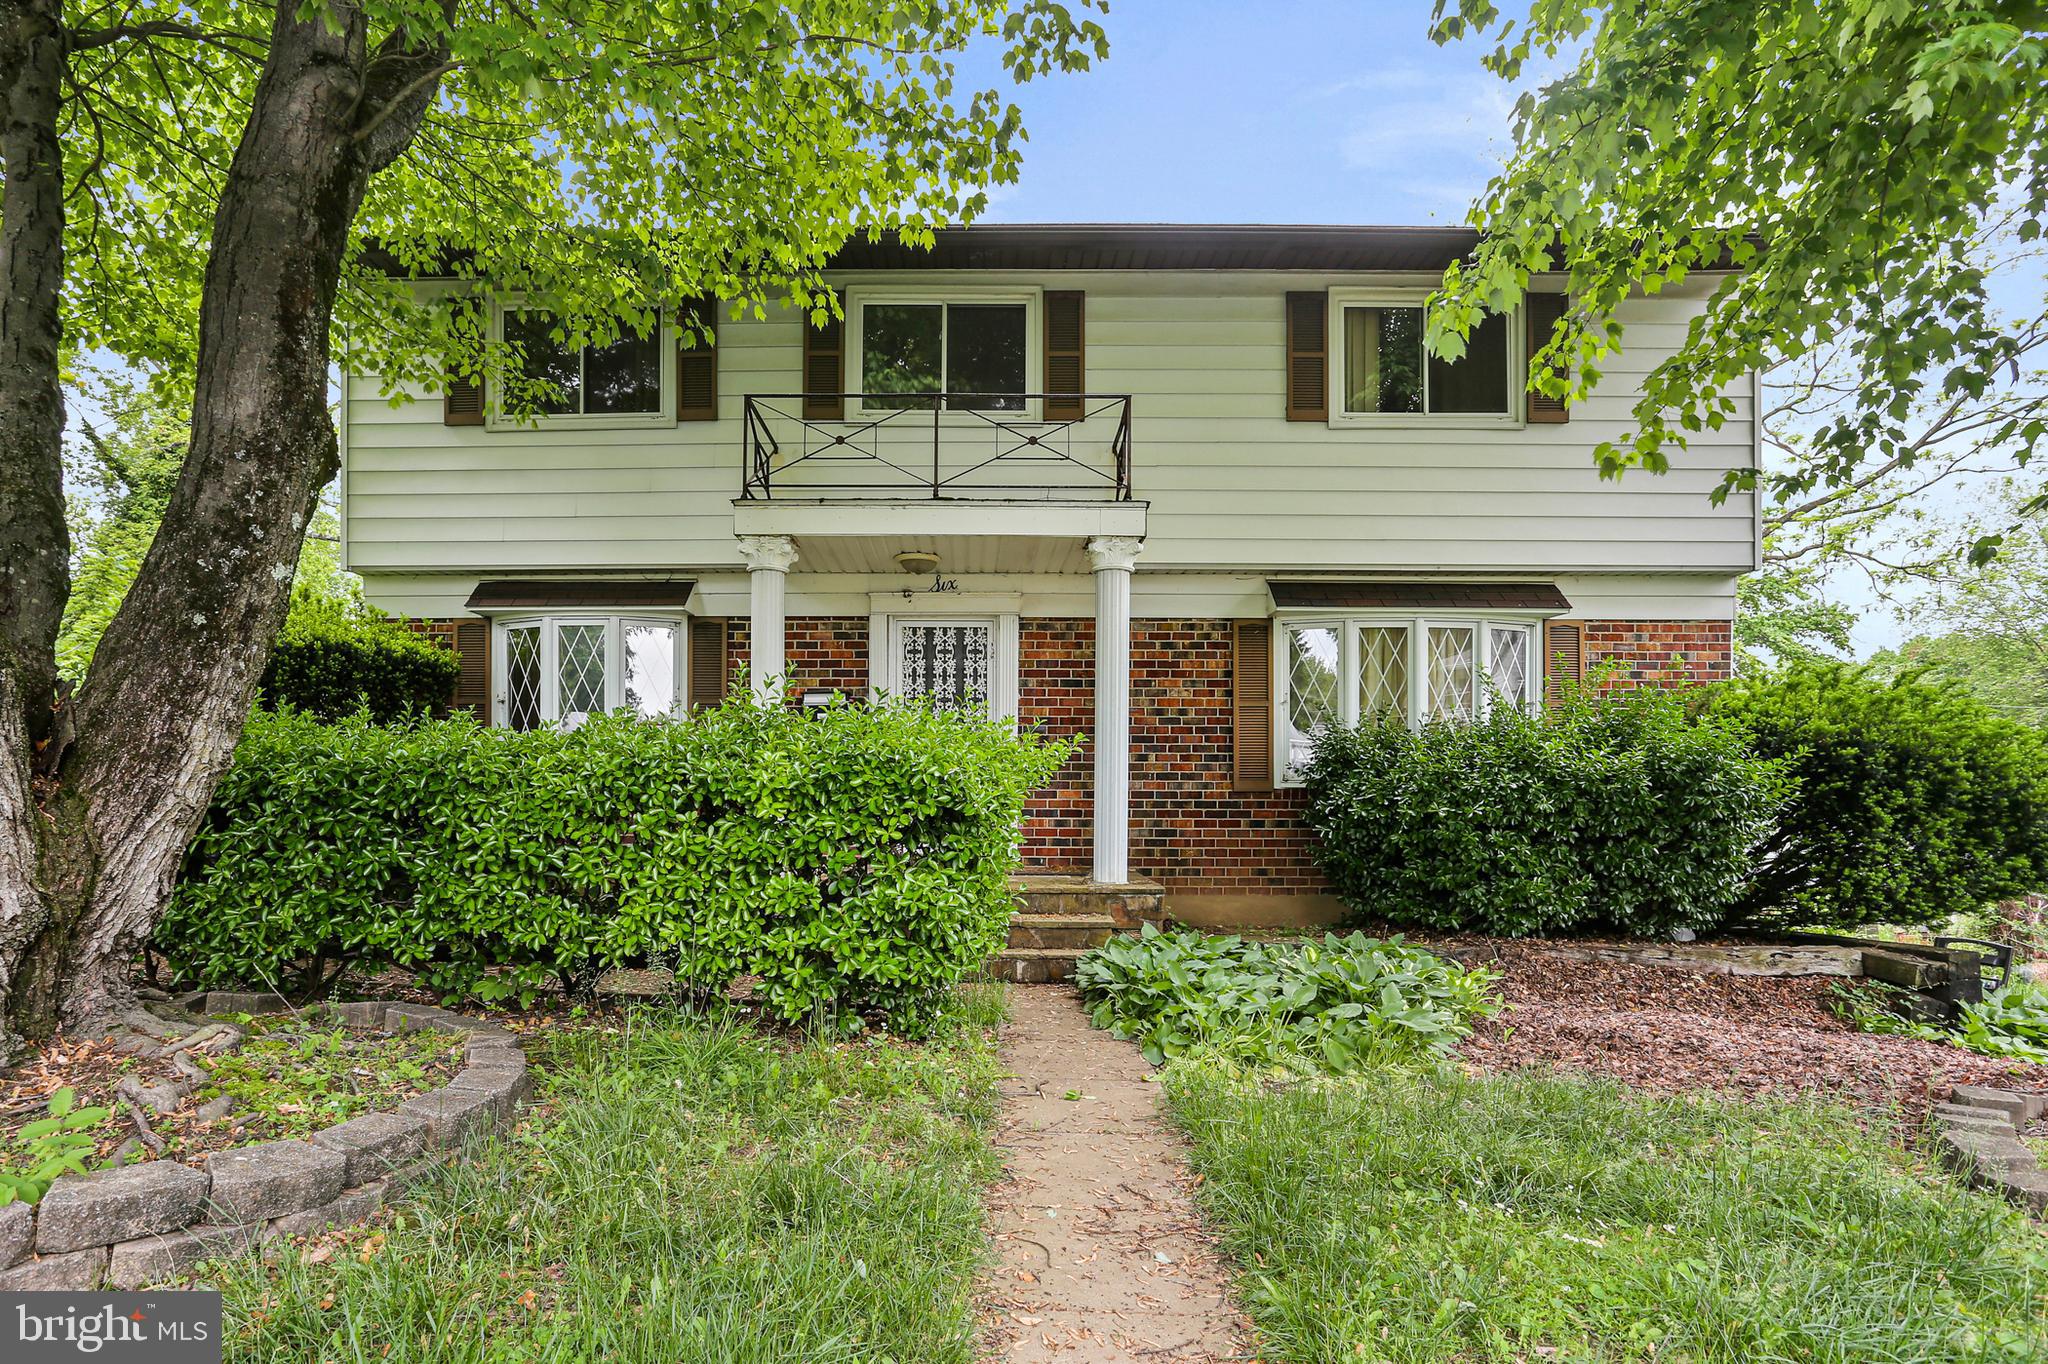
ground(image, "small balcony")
xmin=741 ymin=393 xmax=1134 ymax=502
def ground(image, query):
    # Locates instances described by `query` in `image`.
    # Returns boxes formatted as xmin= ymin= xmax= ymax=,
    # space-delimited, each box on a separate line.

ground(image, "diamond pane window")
xmin=1357 ymin=625 xmax=1410 ymax=723
xmin=504 ymin=625 xmax=543 ymax=731
xmin=1426 ymin=625 xmax=1477 ymax=720
xmin=555 ymin=624 xmax=607 ymax=725
xmin=1489 ymin=625 xmax=1530 ymax=709
xmin=1286 ymin=625 xmax=1342 ymax=771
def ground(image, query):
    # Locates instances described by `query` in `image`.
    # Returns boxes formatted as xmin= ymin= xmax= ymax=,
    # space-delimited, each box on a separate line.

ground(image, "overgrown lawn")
xmin=216 ymin=987 xmax=1007 ymax=1362
xmin=1167 ymin=1063 xmax=2048 ymax=1363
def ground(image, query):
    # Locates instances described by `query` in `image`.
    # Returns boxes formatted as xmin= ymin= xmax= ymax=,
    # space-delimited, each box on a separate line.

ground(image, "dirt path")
xmin=977 ymin=986 xmax=1255 ymax=1363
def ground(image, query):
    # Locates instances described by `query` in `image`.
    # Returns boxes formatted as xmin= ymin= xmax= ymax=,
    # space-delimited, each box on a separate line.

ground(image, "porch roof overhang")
xmin=1267 ymin=580 xmax=1572 ymax=613
xmin=466 ymin=578 xmax=696 ymax=610
xmin=732 ymin=498 xmax=1147 ymax=576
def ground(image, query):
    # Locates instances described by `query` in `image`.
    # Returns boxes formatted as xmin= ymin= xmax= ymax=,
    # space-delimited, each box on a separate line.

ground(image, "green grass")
xmin=214 ymin=985 xmax=1008 ymax=1363
xmin=1165 ymin=1062 xmax=2048 ymax=1363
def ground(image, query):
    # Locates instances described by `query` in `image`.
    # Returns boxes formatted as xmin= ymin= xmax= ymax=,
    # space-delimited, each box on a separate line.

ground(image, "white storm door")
xmin=892 ymin=618 xmax=996 ymax=716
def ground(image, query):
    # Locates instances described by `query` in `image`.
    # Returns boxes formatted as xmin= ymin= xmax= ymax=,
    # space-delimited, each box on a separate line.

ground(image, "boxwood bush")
xmin=260 ymin=595 xmax=460 ymax=722
xmin=1704 ymin=663 xmax=2048 ymax=930
xmin=158 ymin=698 xmax=1072 ymax=1033
xmin=1301 ymin=686 xmax=1786 ymax=936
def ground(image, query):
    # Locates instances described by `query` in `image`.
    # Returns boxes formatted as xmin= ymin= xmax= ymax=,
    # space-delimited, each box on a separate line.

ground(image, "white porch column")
xmin=737 ymin=534 xmax=800 ymax=701
xmin=1087 ymin=536 xmax=1143 ymax=884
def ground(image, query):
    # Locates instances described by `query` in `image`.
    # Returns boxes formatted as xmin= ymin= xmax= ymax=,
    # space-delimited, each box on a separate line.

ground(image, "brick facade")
xmin=730 ymin=612 xmax=1734 ymax=901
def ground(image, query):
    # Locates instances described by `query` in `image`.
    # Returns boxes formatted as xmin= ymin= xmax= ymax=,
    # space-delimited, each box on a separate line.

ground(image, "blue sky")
xmin=969 ymin=0 xmax=1517 ymax=226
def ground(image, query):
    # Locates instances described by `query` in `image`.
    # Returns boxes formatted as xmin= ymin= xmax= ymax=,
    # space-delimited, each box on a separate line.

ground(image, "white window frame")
xmin=486 ymin=302 xmax=675 ymax=431
xmin=843 ymin=286 xmax=1042 ymax=422
xmin=1273 ymin=613 xmax=1547 ymax=786
xmin=492 ymin=614 xmax=686 ymax=729
xmin=1326 ymin=288 xmax=1524 ymax=430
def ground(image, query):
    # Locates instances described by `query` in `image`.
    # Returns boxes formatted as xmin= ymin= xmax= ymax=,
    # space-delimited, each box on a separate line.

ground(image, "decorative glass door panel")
xmin=555 ymin=623 xmax=608 ymax=726
xmin=504 ymin=625 xmax=543 ymax=731
xmin=898 ymin=621 xmax=993 ymax=713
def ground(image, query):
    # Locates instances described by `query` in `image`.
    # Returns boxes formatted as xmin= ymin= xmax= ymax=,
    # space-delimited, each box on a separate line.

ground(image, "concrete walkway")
xmin=977 ymin=987 xmax=1255 ymax=1362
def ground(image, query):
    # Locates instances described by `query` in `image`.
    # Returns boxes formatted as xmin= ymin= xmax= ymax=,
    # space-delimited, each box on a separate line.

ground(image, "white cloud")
xmin=1320 ymin=66 xmax=1521 ymax=217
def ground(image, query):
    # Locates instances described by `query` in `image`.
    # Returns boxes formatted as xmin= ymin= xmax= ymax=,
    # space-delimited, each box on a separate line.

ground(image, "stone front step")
xmin=1009 ymin=874 xmax=1167 ymax=930
xmin=988 ymin=948 xmax=1088 ymax=984
xmin=1007 ymin=912 xmax=1116 ymax=951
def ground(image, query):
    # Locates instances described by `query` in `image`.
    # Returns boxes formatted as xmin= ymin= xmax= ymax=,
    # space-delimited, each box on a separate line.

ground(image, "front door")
xmin=894 ymin=618 xmax=995 ymax=715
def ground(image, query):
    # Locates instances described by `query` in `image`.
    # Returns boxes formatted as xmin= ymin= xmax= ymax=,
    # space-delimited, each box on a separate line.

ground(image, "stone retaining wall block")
xmin=310 ymin=1111 xmax=430 ymax=1185
xmin=35 ymin=1161 xmax=210 ymax=1253
xmin=399 ymin=1086 xmax=499 ymax=1146
xmin=108 ymin=1222 xmax=259 ymax=1289
xmin=264 ymin=1182 xmax=387 ymax=1244
xmin=205 ymin=1141 xmax=348 ymax=1222
xmin=0 ymin=1200 xmax=32 ymax=1270
xmin=0 ymin=1246 xmax=109 ymax=1290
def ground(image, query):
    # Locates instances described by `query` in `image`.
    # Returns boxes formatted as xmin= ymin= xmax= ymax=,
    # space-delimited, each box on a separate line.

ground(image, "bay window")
xmin=1279 ymin=617 xmax=1541 ymax=777
xmin=497 ymin=616 xmax=682 ymax=730
xmin=1334 ymin=292 xmax=1514 ymax=419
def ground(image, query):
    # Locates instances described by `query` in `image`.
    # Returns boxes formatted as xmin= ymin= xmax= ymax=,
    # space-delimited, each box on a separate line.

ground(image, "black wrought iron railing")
xmin=740 ymin=393 xmax=1134 ymax=501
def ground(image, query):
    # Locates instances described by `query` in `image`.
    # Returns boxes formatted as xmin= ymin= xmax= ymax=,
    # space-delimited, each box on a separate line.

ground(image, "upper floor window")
xmin=494 ymin=308 xmax=669 ymax=426
xmin=850 ymin=290 xmax=1035 ymax=414
xmin=1333 ymin=292 xmax=1514 ymax=420
xmin=497 ymin=615 xmax=682 ymax=730
xmin=1278 ymin=615 xmax=1540 ymax=780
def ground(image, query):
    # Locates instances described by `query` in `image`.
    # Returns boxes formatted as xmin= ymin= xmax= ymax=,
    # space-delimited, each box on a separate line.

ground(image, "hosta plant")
xmin=1074 ymin=925 xmax=1501 ymax=1073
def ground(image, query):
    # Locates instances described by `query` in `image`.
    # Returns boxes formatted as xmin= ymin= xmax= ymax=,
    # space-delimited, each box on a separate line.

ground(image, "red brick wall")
xmin=725 ymin=617 xmax=867 ymax=697
xmin=725 ymin=613 xmax=1733 ymax=899
xmin=1583 ymin=619 xmax=1734 ymax=687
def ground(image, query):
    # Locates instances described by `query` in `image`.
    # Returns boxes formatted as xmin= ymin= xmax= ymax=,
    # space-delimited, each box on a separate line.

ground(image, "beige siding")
xmin=342 ymin=270 xmax=1757 ymax=583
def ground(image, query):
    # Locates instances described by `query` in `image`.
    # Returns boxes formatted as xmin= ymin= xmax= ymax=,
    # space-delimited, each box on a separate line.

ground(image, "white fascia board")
xmin=730 ymin=499 xmax=1149 ymax=542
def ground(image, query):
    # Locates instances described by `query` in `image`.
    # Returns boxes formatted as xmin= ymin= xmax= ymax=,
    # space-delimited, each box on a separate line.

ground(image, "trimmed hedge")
xmin=260 ymin=598 xmax=460 ymax=722
xmin=159 ymin=699 xmax=1072 ymax=1032
xmin=1301 ymin=686 xmax=1787 ymax=937
xmin=1704 ymin=663 xmax=2048 ymax=930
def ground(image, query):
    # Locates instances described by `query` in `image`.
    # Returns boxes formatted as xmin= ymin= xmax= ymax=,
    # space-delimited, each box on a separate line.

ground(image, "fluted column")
xmin=1087 ymin=535 xmax=1143 ymax=884
xmin=736 ymin=534 xmax=799 ymax=701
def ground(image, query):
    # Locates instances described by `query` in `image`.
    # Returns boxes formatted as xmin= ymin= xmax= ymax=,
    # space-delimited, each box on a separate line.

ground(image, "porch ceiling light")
xmin=895 ymin=550 xmax=941 ymax=576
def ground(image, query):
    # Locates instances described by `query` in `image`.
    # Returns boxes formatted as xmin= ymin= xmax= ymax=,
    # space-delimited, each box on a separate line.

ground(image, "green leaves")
xmin=1428 ymin=0 xmax=2048 ymax=501
xmin=157 ymin=695 xmax=1074 ymax=1034
xmin=1074 ymin=927 xmax=1502 ymax=1074
xmin=0 ymin=1088 xmax=113 ymax=1206
xmin=1705 ymin=662 xmax=2048 ymax=928
xmin=1301 ymin=686 xmax=1788 ymax=937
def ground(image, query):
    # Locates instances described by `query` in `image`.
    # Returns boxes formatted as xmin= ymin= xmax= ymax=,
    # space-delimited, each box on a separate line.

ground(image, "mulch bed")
xmin=1 ymin=1014 xmax=465 ymax=1170
xmin=1446 ymin=940 xmax=2048 ymax=1126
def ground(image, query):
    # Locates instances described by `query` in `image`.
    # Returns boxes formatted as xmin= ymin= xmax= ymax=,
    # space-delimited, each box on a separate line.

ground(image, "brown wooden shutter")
xmin=1543 ymin=619 xmax=1583 ymax=704
xmin=676 ymin=296 xmax=718 ymax=422
xmin=443 ymin=370 xmax=484 ymax=426
xmin=1043 ymin=291 xmax=1085 ymax=421
xmin=1525 ymin=291 xmax=1570 ymax=424
xmin=802 ymin=292 xmax=844 ymax=421
xmin=689 ymin=617 xmax=730 ymax=711
xmin=1284 ymin=292 xmax=1327 ymax=422
xmin=452 ymin=619 xmax=491 ymax=722
xmin=1232 ymin=620 xmax=1275 ymax=790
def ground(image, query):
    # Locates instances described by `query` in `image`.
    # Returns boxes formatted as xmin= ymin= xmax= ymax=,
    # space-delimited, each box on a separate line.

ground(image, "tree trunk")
xmin=0 ymin=0 xmax=74 ymax=1048
xmin=0 ymin=0 xmax=450 ymax=1049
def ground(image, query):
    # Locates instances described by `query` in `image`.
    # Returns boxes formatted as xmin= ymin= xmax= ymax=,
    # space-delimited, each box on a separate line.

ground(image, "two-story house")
xmin=341 ymin=224 xmax=1758 ymax=928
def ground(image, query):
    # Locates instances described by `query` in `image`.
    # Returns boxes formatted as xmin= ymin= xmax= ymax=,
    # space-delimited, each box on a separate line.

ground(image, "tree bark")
xmin=0 ymin=0 xmax=450 ymax=1047
xmin=0 ymin=0 xmax=73 ymax=1049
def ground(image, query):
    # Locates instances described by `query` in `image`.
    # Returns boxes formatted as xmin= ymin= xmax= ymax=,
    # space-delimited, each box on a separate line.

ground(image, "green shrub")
xmin=1704 ymin=663 xmax=2048 ymax=929
xmin=1074 ymin=925 xmax=1500 ymax=1071
xmin=1301 ymin=686 xmax=1787 ymax=936
xmin=158 ymin=699 xmax=1071 ymax=1033
xmin=259 ymin=594 xmax=460 ymax=722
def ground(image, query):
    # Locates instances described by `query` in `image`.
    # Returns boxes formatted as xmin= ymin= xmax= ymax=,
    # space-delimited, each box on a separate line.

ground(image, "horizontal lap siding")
xmin=342 ymin=272 xmax=1755 ymax=579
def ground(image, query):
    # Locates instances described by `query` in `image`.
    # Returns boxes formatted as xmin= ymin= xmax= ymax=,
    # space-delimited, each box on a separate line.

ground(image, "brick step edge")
xmin=987 ymin=948 xmax=1089 ymax=985
xmin=0 ymin=1000 xmax=532 ymax=1291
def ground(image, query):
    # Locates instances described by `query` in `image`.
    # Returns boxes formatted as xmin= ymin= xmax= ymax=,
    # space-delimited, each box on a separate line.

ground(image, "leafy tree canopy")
xmin=57 ymin=0 xmax=1108 ymax=395
xmin=1427 ymin=0 xmax=2048 ymax=513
